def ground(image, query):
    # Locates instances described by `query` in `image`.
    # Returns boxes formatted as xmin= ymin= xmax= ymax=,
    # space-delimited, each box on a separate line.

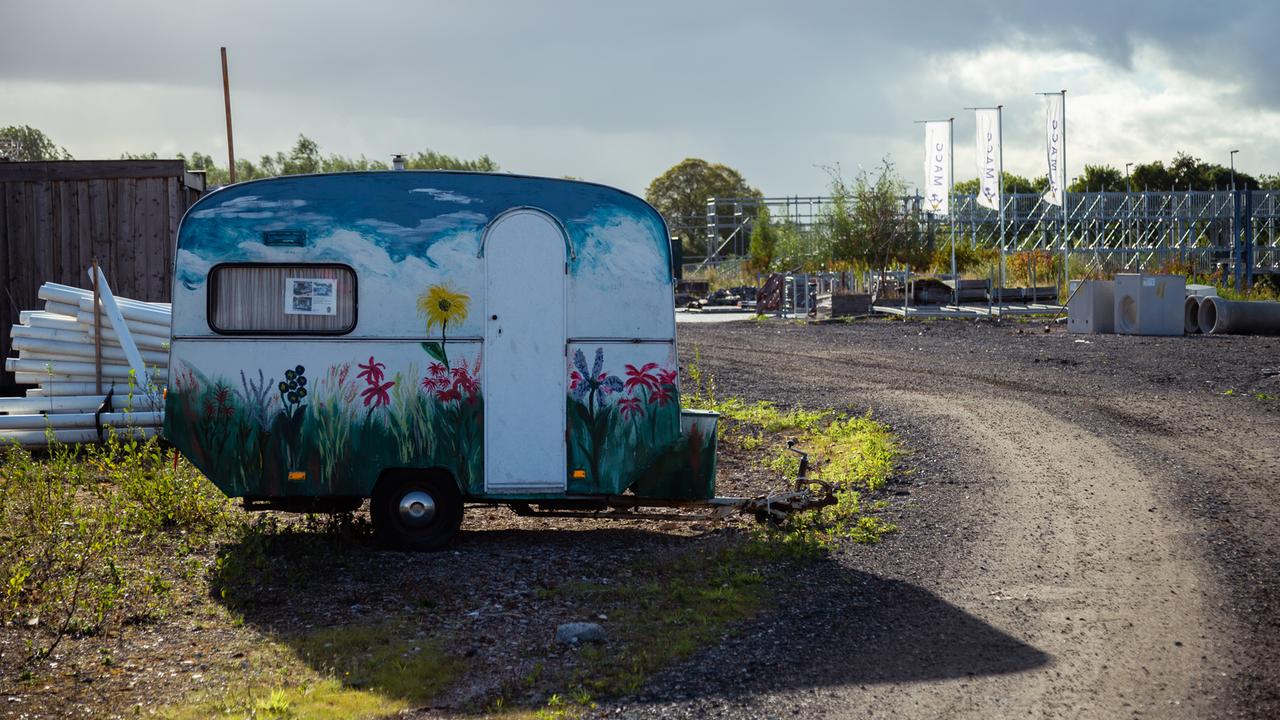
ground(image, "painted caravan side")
xmin=164 ymin=172 xmax=715 ymax=519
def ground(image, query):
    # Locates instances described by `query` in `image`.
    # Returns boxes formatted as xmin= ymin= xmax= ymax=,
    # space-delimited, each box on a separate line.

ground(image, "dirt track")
xmin=601 ymin=319 xmax=1280 ymax=719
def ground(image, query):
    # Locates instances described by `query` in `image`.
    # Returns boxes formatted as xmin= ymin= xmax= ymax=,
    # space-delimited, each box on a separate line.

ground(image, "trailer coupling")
xmin=713 ymin=441 xmax=838 ymax=525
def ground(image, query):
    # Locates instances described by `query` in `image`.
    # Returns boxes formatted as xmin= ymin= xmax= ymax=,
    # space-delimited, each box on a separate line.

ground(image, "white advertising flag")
xmin=975 ymin=109 xmax=1001 ymax=211
xmin=923 ymin=121 xmax=951 ymax=216
xmin=1043 ymin=93 xmax=1065 ymax=207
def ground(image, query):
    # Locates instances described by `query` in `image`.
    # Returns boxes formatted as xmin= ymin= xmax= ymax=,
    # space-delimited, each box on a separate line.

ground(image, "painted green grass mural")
xmin=166 ymin=351 xmax=484 ymax=498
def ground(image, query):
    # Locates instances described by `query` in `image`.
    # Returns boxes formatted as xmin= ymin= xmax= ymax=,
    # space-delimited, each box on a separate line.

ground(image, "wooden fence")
xmin=0 ymin=160 xmax=205 ymax=386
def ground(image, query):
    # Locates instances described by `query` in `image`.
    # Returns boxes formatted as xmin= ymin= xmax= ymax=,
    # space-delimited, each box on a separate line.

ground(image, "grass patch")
xmin=0 ymin=434 xmax=238 ymax=663
xmin=505 ymin=533 xmax=818 ymax=713
xmin=162 ymin=621 xmax=461 ymax=720
xmin=685 ymin=347 xmax=900 ymax=546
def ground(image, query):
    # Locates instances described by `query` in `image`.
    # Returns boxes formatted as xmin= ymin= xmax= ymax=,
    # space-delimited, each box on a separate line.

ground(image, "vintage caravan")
xmin=165 ymin=172 xmax=719 ymax=550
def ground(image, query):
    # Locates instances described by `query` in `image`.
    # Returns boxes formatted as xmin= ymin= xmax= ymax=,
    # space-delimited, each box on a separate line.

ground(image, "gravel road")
xmin=598 ymin=319 xmax=1280 ymax=719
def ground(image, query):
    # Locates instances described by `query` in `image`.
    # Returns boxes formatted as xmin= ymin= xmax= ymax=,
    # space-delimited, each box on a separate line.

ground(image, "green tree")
xmin=404 ymin=150 xmax=498 ymax=172
xmin=746 ymin=205 xmax=778 ymax=273
xmin=645 ymin=158 xmax=761 ymax=257
xmin=953 ymin=171 xmax=1046 ymax=196
xmin=1067 ymin=164 xmax=1125 ymax=192
xmin=838 ymin=158 xmax=924 ymax=298
xmin=179 ymin=136 xmax=498 ymax=186
xmin=1260 ymin=173 xmax=1280 ymax=190
xmin=0 ymin=125 xmax=73 ymax=161
xmin=1132 ymin=152 xmax=1257 ymax=190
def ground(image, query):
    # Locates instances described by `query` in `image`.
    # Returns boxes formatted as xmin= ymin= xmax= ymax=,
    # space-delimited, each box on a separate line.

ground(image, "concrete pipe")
xmin=1184 ymin=295 xmax=1202 ymax=334
xmin=1198 ymin=296 xmax=1280 ymax=335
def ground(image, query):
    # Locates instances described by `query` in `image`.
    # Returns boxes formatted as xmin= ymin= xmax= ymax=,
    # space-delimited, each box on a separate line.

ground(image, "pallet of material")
xmin=1 ymin=270 xmax=167 ymax=446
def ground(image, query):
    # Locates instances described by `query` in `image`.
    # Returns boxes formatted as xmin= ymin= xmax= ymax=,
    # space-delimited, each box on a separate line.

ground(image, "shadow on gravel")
xmin=787 ymin=570 xmax=1051 ymax=686
xmin=624 ymin=563 xmax=1053 ymax=705
xmin=204 ymin=520 xmax=740 ymax=709
xmin=206 ymin=521 xmax=1050 ymax=711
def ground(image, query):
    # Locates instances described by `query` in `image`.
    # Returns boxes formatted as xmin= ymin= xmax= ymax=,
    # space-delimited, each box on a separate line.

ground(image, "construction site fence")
xmin=674 ymin=190 xmax=1280 ymax=280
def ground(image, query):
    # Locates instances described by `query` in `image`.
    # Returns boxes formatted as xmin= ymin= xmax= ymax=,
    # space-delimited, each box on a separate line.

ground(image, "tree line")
xmin=0 ymin=125 xmax=498 ymax=186
xmin=955 ymin=152 xmax=1280 ymax=194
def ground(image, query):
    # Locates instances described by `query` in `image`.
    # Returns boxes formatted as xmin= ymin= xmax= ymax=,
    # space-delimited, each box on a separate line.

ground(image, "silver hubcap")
xmin=398 ymin=490 xmax=436 ymax=527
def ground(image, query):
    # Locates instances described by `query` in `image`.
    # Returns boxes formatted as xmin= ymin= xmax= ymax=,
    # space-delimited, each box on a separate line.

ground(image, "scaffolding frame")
xmin=683 ymin=190 xmax=1280 ymax=282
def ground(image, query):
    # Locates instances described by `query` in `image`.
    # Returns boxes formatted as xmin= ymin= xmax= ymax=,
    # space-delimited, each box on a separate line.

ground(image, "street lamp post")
xmin=1124 ymin=163 xmax=1134 ymax=246
xmin=1229 ymin=149 xmax=1241 ymax=290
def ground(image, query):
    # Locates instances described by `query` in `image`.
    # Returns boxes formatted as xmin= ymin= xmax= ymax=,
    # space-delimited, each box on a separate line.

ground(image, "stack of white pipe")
xmin=2 ymin=278 xmax=169 ymax=446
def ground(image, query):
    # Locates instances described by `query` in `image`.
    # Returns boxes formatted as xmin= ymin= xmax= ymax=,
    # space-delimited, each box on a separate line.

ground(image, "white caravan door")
xmin=483 ymin=210 xmax=567 ymax=493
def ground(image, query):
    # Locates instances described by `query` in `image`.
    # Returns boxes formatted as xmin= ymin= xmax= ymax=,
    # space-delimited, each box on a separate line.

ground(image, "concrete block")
xmin=1114 ymin=274 xmax=1185 ymax=336
xmin=1068 ymin=280 xmax=1115 ymax=334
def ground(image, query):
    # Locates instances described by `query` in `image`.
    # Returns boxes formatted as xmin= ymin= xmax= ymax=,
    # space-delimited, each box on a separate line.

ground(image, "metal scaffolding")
xmin=682 ymin=190 xmax=1280 ymax=282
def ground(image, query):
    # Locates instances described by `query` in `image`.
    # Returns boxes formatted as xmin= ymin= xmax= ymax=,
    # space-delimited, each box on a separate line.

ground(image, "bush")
xmin=0 ymin=435 xmax=237 ymax=662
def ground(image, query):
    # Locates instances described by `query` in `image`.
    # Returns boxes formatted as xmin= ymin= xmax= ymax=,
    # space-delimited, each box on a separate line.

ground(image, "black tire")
xmin=370 ymin=471 xmax=464 ymax=551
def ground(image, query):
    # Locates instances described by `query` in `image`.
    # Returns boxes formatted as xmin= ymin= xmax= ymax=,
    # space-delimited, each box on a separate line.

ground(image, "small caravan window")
xmin=208 ymin=264 xmax=356 ymax=335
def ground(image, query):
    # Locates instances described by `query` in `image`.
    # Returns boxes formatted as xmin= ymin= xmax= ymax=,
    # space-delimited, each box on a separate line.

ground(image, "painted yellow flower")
xmin=417 ymin=284 xmax=469 ymax=334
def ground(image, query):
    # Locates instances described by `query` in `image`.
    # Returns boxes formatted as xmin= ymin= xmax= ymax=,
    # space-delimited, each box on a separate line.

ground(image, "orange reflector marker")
xmin=287 ymin=471 xmax=306 ymax=482
xmin=572 ymin=469 xmax=586 ymax=479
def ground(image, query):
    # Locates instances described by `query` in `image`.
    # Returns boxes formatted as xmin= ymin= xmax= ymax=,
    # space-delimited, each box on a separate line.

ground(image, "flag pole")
xmin=1060 ymin=90 xmax=1068 ymax=301
xmin=997 ymin=105 xmax=1005 ymax=302
xmin=949 ymin=118 xmax=957 ymax=307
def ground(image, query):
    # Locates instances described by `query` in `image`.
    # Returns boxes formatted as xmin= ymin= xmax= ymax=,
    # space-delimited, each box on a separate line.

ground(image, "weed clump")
xmin=684 ymin=346 xmax=900 ymax=547
xmin=0 ymin=434 xmax=236 ymax=664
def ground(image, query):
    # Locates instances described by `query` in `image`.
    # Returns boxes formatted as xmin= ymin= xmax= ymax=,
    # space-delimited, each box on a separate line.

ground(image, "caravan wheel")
xmin=371 ymin=471 xmax=464 ymax=552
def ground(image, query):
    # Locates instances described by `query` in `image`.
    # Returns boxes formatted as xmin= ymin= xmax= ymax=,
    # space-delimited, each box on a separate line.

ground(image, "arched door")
xmin=482 ymin=209 xmax=567 ymax=493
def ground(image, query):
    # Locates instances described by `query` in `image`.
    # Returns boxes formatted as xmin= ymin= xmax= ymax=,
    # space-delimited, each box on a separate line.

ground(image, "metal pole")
xmin=221 ymin=47 xmax=237 ymax=184
xmin=998 ymin=105 xmax=1006 ymax=304
xmin=92 ymin=258 xmax=102 ymax=395
xmin=1125 ymin=162 xmax=1134 ymax=252
xmin=949 ymin=118 xmax=957 ymax=307
xmin=1060 ymin=90 xmax=1069 ymax=303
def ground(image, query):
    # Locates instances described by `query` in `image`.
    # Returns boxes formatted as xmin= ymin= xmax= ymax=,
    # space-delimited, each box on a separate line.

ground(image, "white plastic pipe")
xmin=22 ymin=312 xmax=82 ymax=331
xmin=39 ymin=283 xmax=172 ymax=314
xmin=0 ymin=427 xmax=157 ymax=446
xmin=14 ymin=322 xmax=170 ymax=351
xmin=24 ymin=382 xmax=161 ymax=397
xmin=13 ymin=337 xmax=168 ymax=366
xmin=0 ymin=411 xmax=163 ymax=431
xmin=76 ymin=296 xmax=171 ymax=327
xmin=8 ymin=358 xmax=167 ymax=381
xmin=73 ymin=311 xmax=170 ymax=339
xmin=43 ymin=300 xmax=82 ymax=318
xmin=0 ymin=395 xmax=160 ymax=413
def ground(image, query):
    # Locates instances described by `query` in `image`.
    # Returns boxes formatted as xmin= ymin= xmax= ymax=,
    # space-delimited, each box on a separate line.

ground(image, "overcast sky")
xmin=4 ymin=1 xmax=1278 ymax=197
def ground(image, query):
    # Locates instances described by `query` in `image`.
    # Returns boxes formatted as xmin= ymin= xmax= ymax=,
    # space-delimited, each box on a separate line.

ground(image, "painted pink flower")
xmin=357 ymin=356 xmax=386 ymax=385
xmin=361 ymin=380 xmax=394 ymax=407
xmin=618 ymin=396 xmax=644 ymax=419
xmin=624 ymin=363 xmax=660 ymax=393
xmin=428 ymin=362 xmax=447 ymax=378
xmin=569 ymin=370 xmax=583 ymax=390
xmin=436 ymin=386 xmax=462 ymax=403
xmin=657 ymin=368 xmax=677 ymax=386
xmin=649 ymin=385 xmax=673 ymax=406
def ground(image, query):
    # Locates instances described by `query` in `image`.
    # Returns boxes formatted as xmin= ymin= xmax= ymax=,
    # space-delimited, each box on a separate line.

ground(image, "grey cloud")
xmin=2 ymin=1 xmax=1276 ymax=195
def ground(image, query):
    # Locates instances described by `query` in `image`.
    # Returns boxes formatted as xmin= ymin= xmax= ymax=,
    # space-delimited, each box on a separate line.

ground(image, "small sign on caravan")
xmin=284 ymin=277 xmax=337 ymax=316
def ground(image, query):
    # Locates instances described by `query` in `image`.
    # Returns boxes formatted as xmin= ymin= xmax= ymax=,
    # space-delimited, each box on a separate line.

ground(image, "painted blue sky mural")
xmin=173 ymin=171 xmax=675 ymax=339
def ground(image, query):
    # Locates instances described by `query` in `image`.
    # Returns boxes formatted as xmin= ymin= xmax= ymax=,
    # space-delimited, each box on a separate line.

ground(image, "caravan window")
xmin=208 ymin=264 xmax=356 ymax=335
